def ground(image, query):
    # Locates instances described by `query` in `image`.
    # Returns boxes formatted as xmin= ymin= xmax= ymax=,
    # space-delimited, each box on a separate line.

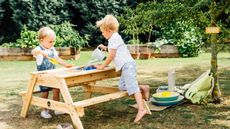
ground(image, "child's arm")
xmin=31 ymin=49 xmax=48 ymax=58
xmin=56 ymin=57 xmax=73 ymax=68
xmin=95 ymin=49 xmax=115 ymax=70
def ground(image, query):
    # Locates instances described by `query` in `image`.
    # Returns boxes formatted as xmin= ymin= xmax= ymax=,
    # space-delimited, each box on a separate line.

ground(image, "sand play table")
xmin=20 ymin=66 xmax=151 ymax=129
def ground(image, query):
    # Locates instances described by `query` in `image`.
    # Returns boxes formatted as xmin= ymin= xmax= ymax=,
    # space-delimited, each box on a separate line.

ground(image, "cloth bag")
xmin=177 ymin=70 xmax=214 ymax=104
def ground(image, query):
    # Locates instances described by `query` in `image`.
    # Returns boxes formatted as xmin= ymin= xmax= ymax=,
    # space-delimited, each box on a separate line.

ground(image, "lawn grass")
xmin=0 ymin=51 xmax=229 ymax=129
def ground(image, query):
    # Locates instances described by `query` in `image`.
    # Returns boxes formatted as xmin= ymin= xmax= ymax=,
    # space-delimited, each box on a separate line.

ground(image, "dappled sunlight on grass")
xmin=0 ymin=122 xmax=13 ymax=129
xmin=211 ymin=120 xmax=230 ymax=128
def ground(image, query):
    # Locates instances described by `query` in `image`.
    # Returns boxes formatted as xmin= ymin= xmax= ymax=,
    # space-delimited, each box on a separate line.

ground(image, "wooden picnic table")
xmin=20 ymin=66 xmax=151 ymax=129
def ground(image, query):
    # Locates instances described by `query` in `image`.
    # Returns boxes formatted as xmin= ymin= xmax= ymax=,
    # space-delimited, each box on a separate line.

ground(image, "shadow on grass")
xmin=2 ymin=88 xmax=230 ymax=129
xmin=219 ymin=68 xmax=230 ymax=96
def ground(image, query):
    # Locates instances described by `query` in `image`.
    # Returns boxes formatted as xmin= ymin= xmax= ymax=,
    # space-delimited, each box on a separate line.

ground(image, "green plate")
xmin=152 ymin=92 xmax=179 ymax=101
xmin=150 ymin=95 xmax=184 ymax=106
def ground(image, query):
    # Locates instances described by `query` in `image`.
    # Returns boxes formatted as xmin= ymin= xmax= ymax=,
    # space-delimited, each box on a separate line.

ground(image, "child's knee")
xmin=142 ymin=85 xmax=149 ymax=92
xmin=145 ymin=85 xmax=150 ymax=90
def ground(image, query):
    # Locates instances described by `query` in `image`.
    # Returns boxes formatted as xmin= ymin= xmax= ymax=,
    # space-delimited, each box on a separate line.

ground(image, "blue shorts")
xmin=39 ymin=86 xmax=52 ymax=92
xmin=119 ymin=62 xmax=140 ymax=95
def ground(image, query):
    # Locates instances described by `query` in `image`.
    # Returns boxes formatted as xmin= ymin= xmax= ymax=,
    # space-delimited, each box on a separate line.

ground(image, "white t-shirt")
xmin=108 ymin=32 xmax=134 ymax=71
xmin=33 ymin=46 xmax=58 ymax=65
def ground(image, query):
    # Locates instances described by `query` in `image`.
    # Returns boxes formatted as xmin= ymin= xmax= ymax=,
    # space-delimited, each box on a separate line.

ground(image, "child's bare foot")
xmin=134 ymin=109 xmax=147 ymax=123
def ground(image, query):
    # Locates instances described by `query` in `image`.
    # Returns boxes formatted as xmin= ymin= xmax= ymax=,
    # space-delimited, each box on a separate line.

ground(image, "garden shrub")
xmin=149 ymin=38 xmax=171 ymax=53
xmin=50 ymin=22 xmax=89 ymax=49
xmin=1 ymin=22 xmax=88 ymax=49
xmin=159 ymin=20 xmax=203 ymax=57
xmin=1 ymin=26 xmax=38 ymax=48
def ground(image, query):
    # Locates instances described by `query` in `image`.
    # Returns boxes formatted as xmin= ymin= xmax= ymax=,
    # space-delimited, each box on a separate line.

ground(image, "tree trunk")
xmin=147 ymin=24 xmax=152 ymax=43
xmin=210 ymin=0 xmax=222 ymax=103
xmin=210 ymin=33 xmax=221 ymax=102
xmin=148 ymin=30 xmax=151 ymax=43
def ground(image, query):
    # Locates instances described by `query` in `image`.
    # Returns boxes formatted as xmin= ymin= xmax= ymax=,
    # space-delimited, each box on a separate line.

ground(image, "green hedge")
xmin=1 ymin=22 xmax=88 ymax=49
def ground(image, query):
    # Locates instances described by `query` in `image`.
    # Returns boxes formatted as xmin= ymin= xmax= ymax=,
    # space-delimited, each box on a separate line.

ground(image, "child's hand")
xmin=65 ymin=64 xmax=74 ymax=68
xmin=98 ymin=44 xmax=107 ymax=51
xmin=33 ymin=49 xmax=48 ymax=58
xmin=38 ymin=50 xmax=48 ymax=58
xmin=94 ymin=64 xmax=104 ymax=70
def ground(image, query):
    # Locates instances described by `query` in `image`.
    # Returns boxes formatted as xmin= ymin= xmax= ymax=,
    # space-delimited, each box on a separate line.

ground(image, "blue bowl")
xmin=158 ymin=86 xmax=168 ymax=90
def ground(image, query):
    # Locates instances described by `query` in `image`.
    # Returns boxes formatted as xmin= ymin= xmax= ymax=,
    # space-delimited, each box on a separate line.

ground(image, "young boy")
xmin=95 ymin=15 xmax=150 ymax=123
xmin=31 ymin=27 xmax=73 ymax=119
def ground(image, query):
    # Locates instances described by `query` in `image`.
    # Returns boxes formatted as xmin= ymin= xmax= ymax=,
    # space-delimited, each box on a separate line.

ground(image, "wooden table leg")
xmin=83 ymin=82 xmax=96 ymax=99
xmin=20 ymin=74 xmax=38 ymax=117
xmin=59 ymin=79 xmax=84 ymax=129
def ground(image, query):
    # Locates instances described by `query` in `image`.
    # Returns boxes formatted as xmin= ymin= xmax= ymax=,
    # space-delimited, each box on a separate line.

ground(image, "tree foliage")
xmin=69 ymin=0 xmax=132 ymax=46
xmin=0 ymin=0 xmax=229 ymax=50
xmin=0 ymin=0 xmax=4 ymax=24
xmin=119 ymin=8 xmax=142 ymax=44
xmin=120 ymin=0 xmax=229 ymax=57
xmin=9 ymin=0 xmax=69 ymax=31
xmin=0 ymin=0 xmax=4 ymax=42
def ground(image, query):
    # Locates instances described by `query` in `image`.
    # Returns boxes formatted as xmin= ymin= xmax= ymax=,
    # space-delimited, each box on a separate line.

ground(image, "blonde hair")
xmin=96 ymin=15 xmax=119 ymax=32
xmin=38 ymin=26 xmax=56 ymax=40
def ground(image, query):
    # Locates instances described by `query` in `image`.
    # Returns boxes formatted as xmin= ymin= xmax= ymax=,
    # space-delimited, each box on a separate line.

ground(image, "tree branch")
xmin=215 ymin=1 xmax=230 ymax=20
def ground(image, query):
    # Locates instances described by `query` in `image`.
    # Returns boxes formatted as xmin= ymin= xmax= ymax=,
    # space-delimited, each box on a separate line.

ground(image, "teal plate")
xmin=151 ymin=95 xmax=184 ymax=106
xmin=152 ymin=92 xmax=179 ymax=101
